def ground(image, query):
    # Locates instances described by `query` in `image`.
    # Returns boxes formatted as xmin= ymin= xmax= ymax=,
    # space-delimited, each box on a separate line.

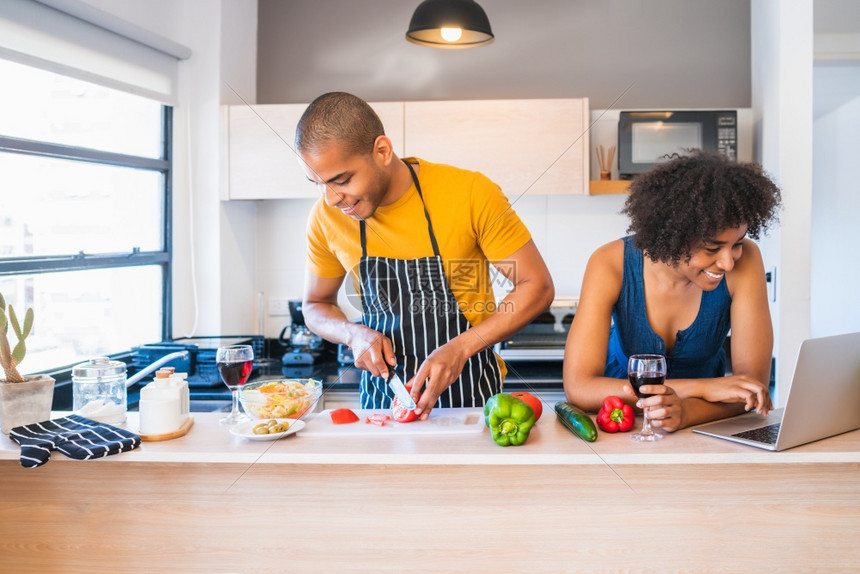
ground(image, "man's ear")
xmin=372 ymin=135 xmax=394 ymax=167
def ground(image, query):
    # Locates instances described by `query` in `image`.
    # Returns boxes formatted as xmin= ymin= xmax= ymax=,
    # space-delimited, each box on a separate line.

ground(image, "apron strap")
xmin=404 ymin=161 xmax=442 ymax=258
xmin=359 ymin=160 xmax=441 ymax=259
xmin=360 ymin=216 xmax=368 ymax=257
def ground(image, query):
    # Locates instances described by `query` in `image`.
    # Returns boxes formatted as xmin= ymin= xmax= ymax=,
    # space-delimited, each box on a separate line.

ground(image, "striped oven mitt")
xmin=9 ymin=414 xmax=141 ymax=468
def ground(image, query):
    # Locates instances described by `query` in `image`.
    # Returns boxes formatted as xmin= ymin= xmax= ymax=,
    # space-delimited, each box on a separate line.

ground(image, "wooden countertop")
xmin=3 ymin=410 xmax=859 ymax=572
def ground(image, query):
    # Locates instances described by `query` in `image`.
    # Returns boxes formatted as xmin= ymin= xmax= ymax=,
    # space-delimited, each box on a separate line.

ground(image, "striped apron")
xmin=357 ymin=161 xmax=503 ymax=409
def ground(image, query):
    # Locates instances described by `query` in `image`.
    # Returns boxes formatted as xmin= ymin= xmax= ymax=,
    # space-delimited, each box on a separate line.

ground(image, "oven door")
xmin=497 ymin=298 xmax=577 ymax=361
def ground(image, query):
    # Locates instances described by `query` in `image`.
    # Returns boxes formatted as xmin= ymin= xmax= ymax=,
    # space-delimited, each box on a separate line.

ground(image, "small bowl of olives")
xmin=228 ymin=417 xmax=306 ymax=441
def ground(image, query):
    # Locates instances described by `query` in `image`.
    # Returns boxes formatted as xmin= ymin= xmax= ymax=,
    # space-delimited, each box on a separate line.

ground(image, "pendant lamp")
xmin=406 ymin=0 xmax=494 ymax=49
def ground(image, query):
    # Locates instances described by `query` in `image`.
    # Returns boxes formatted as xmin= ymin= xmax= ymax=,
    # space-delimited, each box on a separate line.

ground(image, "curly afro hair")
xmin=622 ymin=150 xmax=782 ymax=265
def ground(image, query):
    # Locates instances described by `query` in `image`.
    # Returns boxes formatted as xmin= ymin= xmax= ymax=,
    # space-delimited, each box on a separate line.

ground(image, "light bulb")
xmin=440 ymin=27 xmax=462 ymax=42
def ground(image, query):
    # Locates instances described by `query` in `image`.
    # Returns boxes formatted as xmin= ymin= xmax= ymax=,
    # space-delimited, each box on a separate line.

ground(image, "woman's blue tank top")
xmin=604 ymin=236 xmax=731 ymax=379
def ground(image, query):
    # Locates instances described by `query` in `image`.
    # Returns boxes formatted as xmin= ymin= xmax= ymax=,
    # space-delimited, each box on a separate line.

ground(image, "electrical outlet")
xmin=268 ymin=297 xmax=290 ymax=316
xmin=765 ymin=267 xmax=776 ymax=302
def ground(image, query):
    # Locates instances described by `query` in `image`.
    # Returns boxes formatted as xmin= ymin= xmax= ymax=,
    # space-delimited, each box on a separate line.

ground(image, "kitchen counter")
xmin=1 ymin=410 xmax=858 ymax=572
xmin=3 ymin=410 xmax=857 ymax=467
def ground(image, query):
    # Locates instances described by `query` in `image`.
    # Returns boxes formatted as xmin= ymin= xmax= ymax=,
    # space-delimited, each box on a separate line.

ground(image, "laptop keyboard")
xmin=732 ymin=423 xmax=781 ymax=444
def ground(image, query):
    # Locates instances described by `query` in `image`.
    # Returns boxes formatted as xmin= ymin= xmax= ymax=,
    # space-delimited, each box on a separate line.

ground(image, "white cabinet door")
xmin=227 ymin=102 xmax=405 ymax=200
xmin=403 ymin=98 xmax=590 ymax=196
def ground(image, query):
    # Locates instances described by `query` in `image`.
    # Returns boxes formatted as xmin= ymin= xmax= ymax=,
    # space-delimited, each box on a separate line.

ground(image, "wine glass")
xmin=216 ymin=344 xmax=254 ymax=425
xmin=628 ymin=354 xmax=667 ymax=442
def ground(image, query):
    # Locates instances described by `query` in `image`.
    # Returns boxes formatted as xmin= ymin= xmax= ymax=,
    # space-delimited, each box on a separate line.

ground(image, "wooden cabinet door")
xmin=403 ymin=98 xmax=589 ymax=196
xmin=227 ymin=102 xmax=405 ymax=200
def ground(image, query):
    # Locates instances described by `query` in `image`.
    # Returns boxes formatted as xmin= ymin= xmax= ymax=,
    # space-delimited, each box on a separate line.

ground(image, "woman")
xmin=563 ymin=151 xmax=782 ymax=432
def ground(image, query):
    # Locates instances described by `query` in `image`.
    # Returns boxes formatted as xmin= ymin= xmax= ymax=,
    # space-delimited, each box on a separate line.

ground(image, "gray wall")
xmin=256 ymin=0 xmax=752 ymax=109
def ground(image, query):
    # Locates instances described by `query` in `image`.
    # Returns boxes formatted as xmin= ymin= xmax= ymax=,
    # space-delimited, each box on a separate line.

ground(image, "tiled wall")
xmin=253 ymin=193 xmax=629 ymax=337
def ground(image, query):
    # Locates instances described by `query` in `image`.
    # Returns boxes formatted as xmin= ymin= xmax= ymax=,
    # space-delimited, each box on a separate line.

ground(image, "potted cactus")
xmin=0 ymin=291 xmax=55 ymax=434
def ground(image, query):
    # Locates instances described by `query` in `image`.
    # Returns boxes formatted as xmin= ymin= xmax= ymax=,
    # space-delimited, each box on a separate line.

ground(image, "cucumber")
xmin=554 ymin=401 xmax=598 ymax=442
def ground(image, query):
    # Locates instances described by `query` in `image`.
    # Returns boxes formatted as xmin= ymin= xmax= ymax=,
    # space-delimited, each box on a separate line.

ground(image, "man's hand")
xmin=348 ymin=325 xmax=396 ymax=379
xmin=408 ymin=341 xmax=470 ymax=420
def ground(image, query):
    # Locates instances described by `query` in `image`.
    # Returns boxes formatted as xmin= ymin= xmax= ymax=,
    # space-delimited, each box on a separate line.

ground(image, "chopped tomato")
xmin=392 ymin=381 xmax=419 ymax=423
xmin=365 ymin=413 xmax=390 ymax=427
xmin=330 ymin=408 xmax=359 ymax=425
xmin=392 ymin=401 xmax=418 ymax=423
xmin=510 ymin=391 xmax=543 ymax=421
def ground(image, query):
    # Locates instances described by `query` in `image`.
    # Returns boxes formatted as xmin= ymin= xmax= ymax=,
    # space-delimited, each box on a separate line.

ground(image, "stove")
xmin=131 ymin=336 xmax=265 ymax=388
xmin=497 ymin=298 xmax=577 ymax=362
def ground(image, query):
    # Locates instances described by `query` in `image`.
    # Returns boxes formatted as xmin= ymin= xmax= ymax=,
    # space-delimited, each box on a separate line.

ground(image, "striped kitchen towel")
xmin=9 ymin=414 xmax=141 ymax=468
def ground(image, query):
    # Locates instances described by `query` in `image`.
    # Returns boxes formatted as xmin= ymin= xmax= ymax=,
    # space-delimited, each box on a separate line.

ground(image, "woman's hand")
xmin=624 ymin=382 xmax=683 ymax=432
xmin=699 ymin=375 xmax=773 ymax=415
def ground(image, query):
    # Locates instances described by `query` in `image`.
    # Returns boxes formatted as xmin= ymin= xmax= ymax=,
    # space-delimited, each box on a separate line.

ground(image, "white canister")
xmin=72 ymin=357 xmax=128 ymax=425
xmin=138 ymin=371 xmax=189 ymax=436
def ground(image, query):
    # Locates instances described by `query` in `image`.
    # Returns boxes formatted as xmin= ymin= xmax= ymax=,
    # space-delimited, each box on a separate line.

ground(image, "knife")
xmin=388 ymin=371 xmax=417 ymax=411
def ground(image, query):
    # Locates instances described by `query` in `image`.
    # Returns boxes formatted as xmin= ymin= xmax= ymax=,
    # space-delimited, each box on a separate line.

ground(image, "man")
xmin=297 ymin=92 xmax=554 ymax=419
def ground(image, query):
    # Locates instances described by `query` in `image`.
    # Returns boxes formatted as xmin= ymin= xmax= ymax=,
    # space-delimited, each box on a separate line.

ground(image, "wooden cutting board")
xmin=299 ymin=408 xmax=485 ymax=436
xmin=139 ymin=416 xmax=194 ymax=442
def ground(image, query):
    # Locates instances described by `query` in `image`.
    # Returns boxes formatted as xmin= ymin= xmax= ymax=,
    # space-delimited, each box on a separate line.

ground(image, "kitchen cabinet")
xmin=589 ymin=180 xmax=630 ymax=194
xmin=225 ymin=102 xmax=405 ymax=200
xmin=404 ymin=98 xmax=590 ymax=196
xmin=225 ymin=98 xmax=590 ymax=199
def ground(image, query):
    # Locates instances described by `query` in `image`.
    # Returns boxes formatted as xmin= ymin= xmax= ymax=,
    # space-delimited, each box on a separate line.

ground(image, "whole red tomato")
xmin=510 ymin=391 xmax=543 ymax=421
xmin=392 ymin=381 xmax=419 ymax=423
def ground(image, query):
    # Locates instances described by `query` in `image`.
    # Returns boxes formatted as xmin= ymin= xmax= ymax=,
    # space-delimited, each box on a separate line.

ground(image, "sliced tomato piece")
xmin=392 ymin=400 xmax=418 ymax=423
xmin=392 ymin=381 xmax=419 ymax=423
xmin=365 ymin=413 xmax=390 ymax=427
xmin=330 ymin=408 xmax=359 ymax=425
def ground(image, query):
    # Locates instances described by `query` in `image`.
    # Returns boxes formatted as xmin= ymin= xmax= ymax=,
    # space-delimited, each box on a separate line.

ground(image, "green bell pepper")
xmin=484 ymin=393 xmax=536 ymax=447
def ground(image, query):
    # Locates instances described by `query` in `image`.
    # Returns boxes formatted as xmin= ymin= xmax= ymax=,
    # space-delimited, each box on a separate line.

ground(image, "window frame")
xmin=0 ymin=106 xmax=174 ymax=352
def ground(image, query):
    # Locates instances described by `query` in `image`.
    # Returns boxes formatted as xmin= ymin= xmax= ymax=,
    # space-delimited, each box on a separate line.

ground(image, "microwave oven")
xmin=617 ymin=110 xmax=737 ymax=180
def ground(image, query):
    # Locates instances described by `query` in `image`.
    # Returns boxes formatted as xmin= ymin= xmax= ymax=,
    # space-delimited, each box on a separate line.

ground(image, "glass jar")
xmin=72 ymin=357 xmax=128 ymax=425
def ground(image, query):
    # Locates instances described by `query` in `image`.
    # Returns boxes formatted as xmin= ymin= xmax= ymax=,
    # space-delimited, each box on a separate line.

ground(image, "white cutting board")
xmin=299 ymin=408 xmax=485 ymax=436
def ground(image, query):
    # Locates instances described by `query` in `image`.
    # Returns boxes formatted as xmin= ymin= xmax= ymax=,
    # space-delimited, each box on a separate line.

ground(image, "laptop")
xmin=692 ymin=331 xmax=860 ymax=451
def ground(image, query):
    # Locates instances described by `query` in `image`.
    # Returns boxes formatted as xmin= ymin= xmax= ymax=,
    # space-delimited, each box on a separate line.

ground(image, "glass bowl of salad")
xmin=239 ymin=378 xmax=323 ymax=420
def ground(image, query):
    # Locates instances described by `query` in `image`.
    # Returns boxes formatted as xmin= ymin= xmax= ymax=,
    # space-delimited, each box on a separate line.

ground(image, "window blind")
xmin=0 ymin=0 xmax=191 ymax=105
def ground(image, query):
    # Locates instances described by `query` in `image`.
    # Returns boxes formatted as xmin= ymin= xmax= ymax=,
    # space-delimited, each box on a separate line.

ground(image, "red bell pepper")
xmin=596 ymin=396 xmax=635 ymax=433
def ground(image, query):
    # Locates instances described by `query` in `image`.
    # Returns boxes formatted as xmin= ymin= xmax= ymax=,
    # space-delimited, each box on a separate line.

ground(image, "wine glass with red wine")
xmin=628 ymin=354 xmax=667 ymax=442
xmin=216 ymin=344 xmax=254 ymax=425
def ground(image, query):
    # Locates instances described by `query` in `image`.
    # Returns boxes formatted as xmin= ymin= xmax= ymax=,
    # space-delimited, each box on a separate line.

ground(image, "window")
xmin=0 ymin=59 xmax=172 ymax=375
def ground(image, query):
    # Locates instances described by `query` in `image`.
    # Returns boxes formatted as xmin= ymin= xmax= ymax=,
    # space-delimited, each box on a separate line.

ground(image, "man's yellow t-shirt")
xmin=306 ymin=158 xmax=532 ymax=330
